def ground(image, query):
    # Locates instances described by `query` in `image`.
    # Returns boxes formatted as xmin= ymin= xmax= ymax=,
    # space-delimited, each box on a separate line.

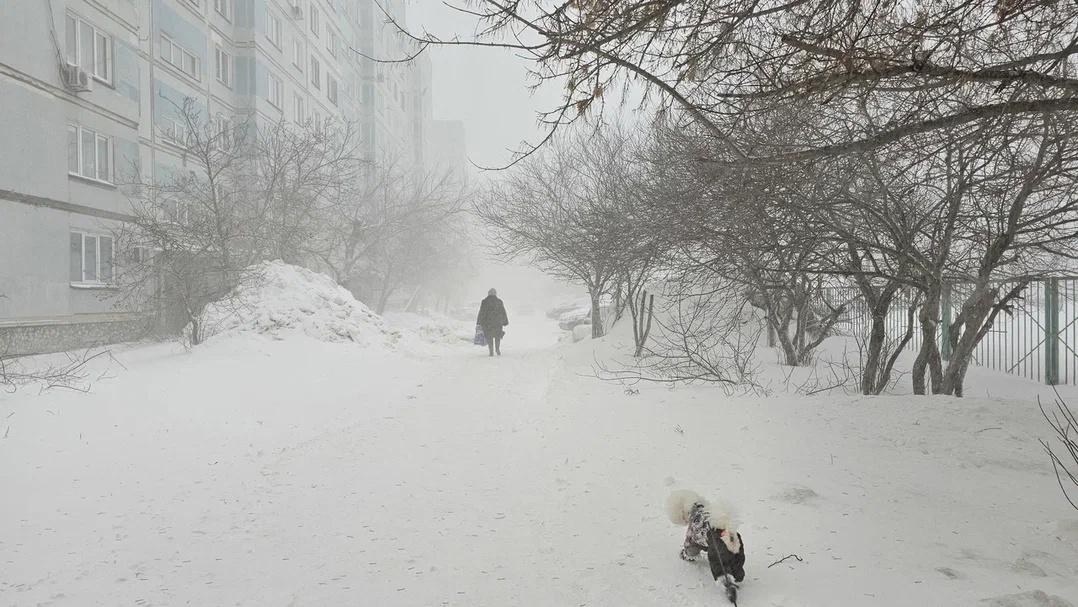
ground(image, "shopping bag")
xmin=473 ymin=324 xmax=487 ymax=346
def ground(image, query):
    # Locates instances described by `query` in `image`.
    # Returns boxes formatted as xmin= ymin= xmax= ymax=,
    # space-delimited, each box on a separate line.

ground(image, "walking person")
xmin=476 ymin=288 xmax=509 ymax=357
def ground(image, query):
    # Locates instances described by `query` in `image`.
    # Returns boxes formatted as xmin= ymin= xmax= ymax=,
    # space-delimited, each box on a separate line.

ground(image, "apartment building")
xmin=428 ymin=119 xmax=468 ymax=188
xmin=0 ymin=0 xmax=446 ymax=355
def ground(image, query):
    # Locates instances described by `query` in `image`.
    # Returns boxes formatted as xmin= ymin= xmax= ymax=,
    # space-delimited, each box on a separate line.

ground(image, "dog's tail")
xmin=665 ymin=489 xmax=706 ymax=525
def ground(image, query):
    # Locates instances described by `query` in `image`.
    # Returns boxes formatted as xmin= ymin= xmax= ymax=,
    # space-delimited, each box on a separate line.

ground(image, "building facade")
xmin=428 ymin=119 xmax=468 ymax=188
xmin=0 ymin=0 xmax=451 ymax=354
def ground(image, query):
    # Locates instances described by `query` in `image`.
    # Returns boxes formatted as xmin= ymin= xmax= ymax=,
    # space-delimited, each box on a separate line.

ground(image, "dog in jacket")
xmin=666 ymin=490 xmax=745 ymax=601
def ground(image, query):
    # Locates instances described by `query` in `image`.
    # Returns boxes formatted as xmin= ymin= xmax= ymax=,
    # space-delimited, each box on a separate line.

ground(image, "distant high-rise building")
xmin=427 ymin=120 xmax=469 ymax=188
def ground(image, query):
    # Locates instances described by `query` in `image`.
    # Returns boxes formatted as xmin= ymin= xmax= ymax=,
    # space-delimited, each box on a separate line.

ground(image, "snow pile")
xmin=382 ymin=312 xmax=473 ymax=347
xmin=200 ymin=261 xmax=396 ymax=347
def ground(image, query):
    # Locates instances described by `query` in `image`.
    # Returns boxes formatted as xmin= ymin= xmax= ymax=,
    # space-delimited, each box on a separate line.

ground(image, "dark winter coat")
xmin=476 ymin=296 xmax=509 ymax=338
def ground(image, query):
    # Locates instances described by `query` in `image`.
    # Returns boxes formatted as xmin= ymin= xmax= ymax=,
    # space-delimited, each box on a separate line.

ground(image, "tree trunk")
xmin=873 ymin=302 xmax=919 ymax=395
xmin=188 ymin=312 xmax=202 ymax=346
xmin=939 ymin=286 xmax=996 ymax=396
xmin=770 ymin=308 xmax=800 ymax=366
xmin=939 ymin=280 xmax=1028 ymax=397
xmin=861 ymin=308 xmax=888 ymax=395
xmin=632 ymin=290 xmax=654 ymax=357
xmin=612 ymin=281 xmax=625 ymax=323
xmin=912 ymin=286 xmax=940 ymax=395
xmin=589 ymin=290 xmax=605 ymax=339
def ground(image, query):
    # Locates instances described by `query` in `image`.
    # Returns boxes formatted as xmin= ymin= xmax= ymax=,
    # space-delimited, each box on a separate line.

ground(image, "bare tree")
xmin=1041 ymin=394 xmax=1078 ymax=511
xmin=478 ymin=126 xmax=640 ymax=338
xmin=598 ymin=276 xmax=763 ymax=389
xmin=629 ymin=87 xmax=1078 ymax=393
xmin=931 ymin=115 xmax=1078 ymax=396
xmin=799 ymin=147 xmax=929 ymax=394
xmin=392 ymin=2 xmax=1078 ymax=166
xmin=633 ymin=121 xmax=848 ymax=367
xmin=314 ymin=155 xmax=469 ymax=314
xmin=628 ymin=286 xmax=655 ymax=358
xmin=388 ymin=3 xmax=1078 ymax=395
xmin=256 ymin=118 xmax=365 ymax=265
xmin=315 ymin=156 xmax=410 ymax=289
xmin=364 ymin=204 xmax=470 ymax=315
xmin=116 ymin=100 xmax=259 ymax=344
xmin=116 ymin=100 xmax=363 ymax=344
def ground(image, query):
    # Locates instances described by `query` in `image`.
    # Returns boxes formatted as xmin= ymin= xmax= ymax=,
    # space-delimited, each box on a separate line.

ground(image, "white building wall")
xmin=0 ymin=0 xmax=439 ymax=329
xmin=0 ymin=0 xmax=140 ymax=321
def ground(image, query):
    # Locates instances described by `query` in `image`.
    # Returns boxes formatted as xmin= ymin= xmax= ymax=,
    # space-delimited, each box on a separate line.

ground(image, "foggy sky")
xmin=401 ymin=3 xmax=643 ymax=306
xmin=406 ymin=2 xmax=565 ymax=169
xmin=404 ymin=2 xmax=578 ymax=304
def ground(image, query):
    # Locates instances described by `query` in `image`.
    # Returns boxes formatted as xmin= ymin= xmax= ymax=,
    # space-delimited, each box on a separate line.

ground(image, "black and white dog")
xmin=666 ymin=490 xmax=746 ymax=603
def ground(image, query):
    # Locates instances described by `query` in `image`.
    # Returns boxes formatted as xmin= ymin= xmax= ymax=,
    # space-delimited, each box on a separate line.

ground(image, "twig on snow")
xmin=768 ymin=554 xmax=804 ymax=568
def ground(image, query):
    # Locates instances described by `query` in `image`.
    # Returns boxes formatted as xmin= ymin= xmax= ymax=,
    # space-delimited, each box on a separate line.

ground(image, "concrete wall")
xmin=0 ymin=314 xmax=153 ymax=357
xmin=0 ymin=202 xmax=126 ymax=320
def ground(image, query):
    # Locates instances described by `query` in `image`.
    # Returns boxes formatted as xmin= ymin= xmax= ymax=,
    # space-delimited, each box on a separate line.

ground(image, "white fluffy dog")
xmin=666 ymin=489 xmax=746 ymax=603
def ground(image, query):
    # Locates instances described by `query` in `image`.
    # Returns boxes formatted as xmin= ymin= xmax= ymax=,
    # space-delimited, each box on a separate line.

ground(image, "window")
xmin=294 ymin=93 xmax=305 ymax=123
xmin=161 ymin=35 xmax=200 ymax=80
xmin=215 ymin=49 xmax=231 ymax=88
xmin=65 ymin=13 xmax=112 ymax=84
xmin=164 ymin=200 xmax=192 ymax=225
xmin=214 ymin=0 xmax=232 ymax=21
xmin=130 ymin=245 xmax=152 ymax=265
xmin=292 ymin=39 xmax=303 ymax=71
xmin=70 ymin=232 xmax=114 ymax=284
xmin=310 ymin=56 xmax=320 ymax=89
xmin=266 ymin=11 xmax=283 ymax=48
xmin=161 ymin=116 xmax=188 ymax=145
xmin=67 ymin=124 xmax=113 ymax=183
xmin=215 ymin=46 xmax=232 ymax=87
xmin=327 ymin=75 xmax=338 ymax=106
xmin=310 ymin=4 xmax=320 ymax=36
xmin=268 ymin=73 xmax=284 ymax=108
xmin=326 ymin=29 xmax=338 ymax=59
xmin=212 ymin=113 xmax=232 ymax=147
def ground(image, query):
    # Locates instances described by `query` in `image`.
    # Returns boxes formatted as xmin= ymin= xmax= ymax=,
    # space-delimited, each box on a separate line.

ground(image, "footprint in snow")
xmin=774 ymin=486 xmax=819 ymax=505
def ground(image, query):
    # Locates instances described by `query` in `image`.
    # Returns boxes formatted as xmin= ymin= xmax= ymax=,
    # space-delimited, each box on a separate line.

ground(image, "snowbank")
xmin=197 ymin=262 xmax=482 ymax=354
xmin=382 ymin=312 xmax=473 ymax=347
xmin=199 ymin=261 xmax=396 ymax=347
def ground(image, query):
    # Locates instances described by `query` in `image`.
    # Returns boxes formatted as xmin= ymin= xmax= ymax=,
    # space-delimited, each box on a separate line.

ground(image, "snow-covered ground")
xmin=2 ymin=311 xmax=1077 ymax=606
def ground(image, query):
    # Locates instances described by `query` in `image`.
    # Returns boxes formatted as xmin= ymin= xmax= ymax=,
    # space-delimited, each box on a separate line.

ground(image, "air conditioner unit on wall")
xmin=61 ymin=62 xmax=93 ymax=93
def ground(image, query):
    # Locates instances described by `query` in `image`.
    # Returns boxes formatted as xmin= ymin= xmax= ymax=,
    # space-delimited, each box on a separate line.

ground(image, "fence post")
xmin=1045 ymin=278 xmax=1060 ymax=385
xmin=941 ymin=282 xmax=952 ymax=361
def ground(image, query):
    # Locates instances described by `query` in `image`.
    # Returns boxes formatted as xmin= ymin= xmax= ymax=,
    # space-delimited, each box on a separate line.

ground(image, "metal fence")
xmin=820 ymin=277 xmax=1078 ymax=385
